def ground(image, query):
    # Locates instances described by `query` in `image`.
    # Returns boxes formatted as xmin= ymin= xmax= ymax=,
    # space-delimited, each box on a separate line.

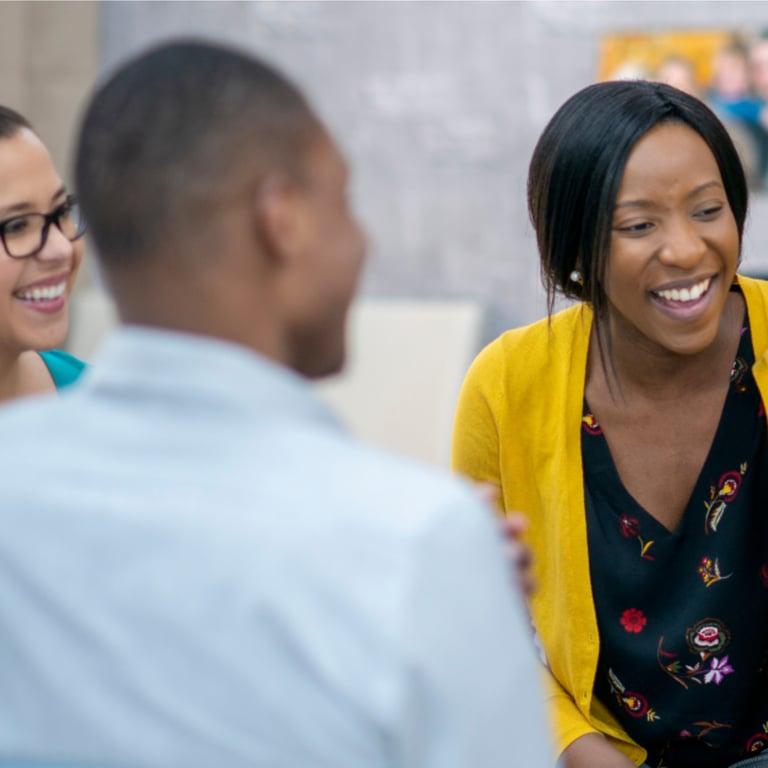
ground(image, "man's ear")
xmin=253 ymin=175 xmax=308 ymax=267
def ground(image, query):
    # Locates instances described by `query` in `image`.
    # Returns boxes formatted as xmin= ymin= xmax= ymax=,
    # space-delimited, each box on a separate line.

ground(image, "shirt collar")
xmin=82 ymin=325 xmax=342 ymax=430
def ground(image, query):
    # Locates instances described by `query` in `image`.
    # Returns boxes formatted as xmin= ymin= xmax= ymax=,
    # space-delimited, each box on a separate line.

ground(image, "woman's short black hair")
xmin=0 ymin=105 xmax=32 ymax=140
xmin=528 ymin=80 xmax=748 ymax=318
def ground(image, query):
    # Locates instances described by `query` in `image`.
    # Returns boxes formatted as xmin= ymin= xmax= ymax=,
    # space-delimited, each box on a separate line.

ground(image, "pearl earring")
xmin=570 ymin=270 xmax=583 ymax=285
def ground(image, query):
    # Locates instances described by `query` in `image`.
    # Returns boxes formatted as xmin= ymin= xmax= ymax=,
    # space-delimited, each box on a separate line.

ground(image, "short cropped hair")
xmin=0 ymin=105 xmax=32 ymax=139
xmin=76 ymin=39 xmax=322 ymax=268
xmin=528 ymin=80 xmax=748 ymax=318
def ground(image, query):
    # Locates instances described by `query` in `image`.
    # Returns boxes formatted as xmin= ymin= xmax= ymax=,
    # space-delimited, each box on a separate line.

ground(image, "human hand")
xmin=559 ymin=733 xmax=637 ymax=768
xmin=473 ymin=483 xmax=534 ymax=600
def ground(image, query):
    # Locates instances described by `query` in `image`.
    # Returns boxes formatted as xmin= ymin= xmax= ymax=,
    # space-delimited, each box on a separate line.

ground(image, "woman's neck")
xmin=0 ymin=349 xmax=27 ymax=404
xmin=593 ymin=292 xmax=743 ymax=403
xmin=0 ymin=349 xmax=55 ymax=404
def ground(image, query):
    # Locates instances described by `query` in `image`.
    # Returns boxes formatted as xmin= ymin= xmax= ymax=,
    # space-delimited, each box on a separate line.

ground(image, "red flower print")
xmin=717 ymin=470 xmax=742 ymax=502
xmin=622 ymin=691 xmax=649 ymax=718
xmin=582 ymin=412 xmax=602 ymax=435
xmin=761 ymin=563 xmax=768 ymax=588
xmin=746 ymin=730 xmax=768 ymax=755
xmin=618 ymin=515 xmax=655 ymax=560
xmin=696 ymin=626 xmax=721 ymax=648
xmin=686 ymin=618 xmax=731 ymax=655
xmin=704 ymin=463 xmax=747 ymax=534
xmin=620 ymin=608 xmax=647 ymax=634
xmin=698 ymin=555 xmax=732 ymax=587
xmin=619 ymin=515 xmax=640 ymax=539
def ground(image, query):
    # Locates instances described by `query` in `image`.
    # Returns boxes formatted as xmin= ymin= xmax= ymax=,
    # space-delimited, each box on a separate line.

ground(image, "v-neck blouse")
xmin=584 ymin=306 xmax=768 ymax=768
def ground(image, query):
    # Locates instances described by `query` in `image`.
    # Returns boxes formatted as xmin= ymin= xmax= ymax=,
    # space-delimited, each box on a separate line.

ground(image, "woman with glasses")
xmin=455 ymin=80 xmax=768 ymax=768
xmin=0 ymin=105 xmax=86 ymax=402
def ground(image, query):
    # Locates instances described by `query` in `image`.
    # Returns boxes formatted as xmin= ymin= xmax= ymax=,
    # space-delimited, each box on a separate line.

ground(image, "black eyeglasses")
xmin=0 ymin=194 xmax=87 ymax=259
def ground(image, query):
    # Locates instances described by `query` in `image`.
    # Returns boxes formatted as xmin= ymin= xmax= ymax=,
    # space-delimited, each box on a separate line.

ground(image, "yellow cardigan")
xmin=452 ymin=275 xmax=768 ymax=765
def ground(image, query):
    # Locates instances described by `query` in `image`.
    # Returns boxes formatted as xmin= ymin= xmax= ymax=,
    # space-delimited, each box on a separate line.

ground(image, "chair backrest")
xmin=317 ymin=298 xmax=485 ymax=465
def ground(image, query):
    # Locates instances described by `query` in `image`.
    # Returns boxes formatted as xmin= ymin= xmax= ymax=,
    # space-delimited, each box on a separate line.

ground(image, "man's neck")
xmin=115 ymin=282 xmax=291 ymax=372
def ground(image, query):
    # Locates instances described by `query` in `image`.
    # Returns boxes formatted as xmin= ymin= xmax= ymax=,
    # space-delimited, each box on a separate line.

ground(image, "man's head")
xmin=76 ymin=40 xmax=366 ymax=378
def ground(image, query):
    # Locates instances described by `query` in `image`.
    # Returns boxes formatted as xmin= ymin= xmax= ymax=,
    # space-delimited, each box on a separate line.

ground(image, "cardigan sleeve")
xmin=452 ymin=341 xmax=630 ymax=763
xmin=542 ymin=665 xmax=600 ymax=759
xmin=451 ymin=343 xmax=503 ymax=490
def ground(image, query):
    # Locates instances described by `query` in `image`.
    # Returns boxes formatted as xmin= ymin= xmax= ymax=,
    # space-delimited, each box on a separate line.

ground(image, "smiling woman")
xmin=0 ymin=106 xmax=86 ymax=402
xmin=453 ymin=81 xmax=768 ymax=768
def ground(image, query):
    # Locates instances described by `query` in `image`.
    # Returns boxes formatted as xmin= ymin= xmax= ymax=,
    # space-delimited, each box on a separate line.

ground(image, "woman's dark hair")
xmin=528 ymin=80 xmax=748 ymax=319
xmin=0 ymin=105 xmax=32 ymax=140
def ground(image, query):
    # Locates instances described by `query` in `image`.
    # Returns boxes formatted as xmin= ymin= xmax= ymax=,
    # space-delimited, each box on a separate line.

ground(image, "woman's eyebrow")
xmin=0 ymin=186 xmax=68 ymax=218
xmin=614 ymin=198 xmax=656 ymax=210
xmin=686 ymin=180 xmax=723 ymax=198
xmin=50 ymin=185 xmax=67 ymax=203
xmin=614 ymin=181 xmax=724 ymax=211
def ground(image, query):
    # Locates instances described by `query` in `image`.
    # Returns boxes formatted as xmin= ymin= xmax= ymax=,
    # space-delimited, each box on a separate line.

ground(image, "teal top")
xmin=39 ymin=350 xmax=87 ymax=390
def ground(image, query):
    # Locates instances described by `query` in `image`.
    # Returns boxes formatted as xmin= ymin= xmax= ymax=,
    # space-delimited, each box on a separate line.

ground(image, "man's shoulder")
xmin=294 ymin=427 xmax=485 ymax=530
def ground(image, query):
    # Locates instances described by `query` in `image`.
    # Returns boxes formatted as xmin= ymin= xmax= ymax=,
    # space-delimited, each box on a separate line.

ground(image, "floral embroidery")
xmin=657 ymin=621 xmax=734 ymax=690
xmin=607 ymin=668 xmax=660 ymax=722
xmin=704 ymin=463 xmax=747 ymax=534
xmin=618 ymin=514 xmax=655 ymax=560
xmin=697 ymin=556 xmax=733 ymax=588
xmin=582 ymin=412 xmax=602 ymax=435
xmin=704 ymin=656 xmax=734 ymax=685
xmin=730 ymin=357 xmax=749 ymax=393
xmin=686 ymin=618 xmax=731 ymax=655
xmin=679 ymin=721 xmax=733 ymax=747
xmin=746 ymin=723 xmax=768 ymax=754
xmin=619 ymin=514 xmax=640 ymax=539
xmin=620 ymin=608 xmax=647 ymax=634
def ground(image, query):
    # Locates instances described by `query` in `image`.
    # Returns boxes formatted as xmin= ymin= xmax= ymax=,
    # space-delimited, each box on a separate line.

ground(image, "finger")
xmin=520 ymin=573 xmax=537 ymax=597
xmin=501 ymin=514 xmax=528 ymax=539
xmin=474 ymin=482 xmax=501 ymax=506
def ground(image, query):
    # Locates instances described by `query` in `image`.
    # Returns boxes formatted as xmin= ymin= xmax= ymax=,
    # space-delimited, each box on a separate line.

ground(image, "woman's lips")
xmin=13 ymin=278 xmax=68 ymax=315
xmin=649 ymin=275 xmax=717 ymax=321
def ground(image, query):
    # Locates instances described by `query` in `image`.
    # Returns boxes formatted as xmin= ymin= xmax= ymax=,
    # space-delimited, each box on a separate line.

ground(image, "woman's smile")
xmin=648 ymin=273 xmax=718 ymax=321
xmin=13 ymin=272 xmax=72 ymax=315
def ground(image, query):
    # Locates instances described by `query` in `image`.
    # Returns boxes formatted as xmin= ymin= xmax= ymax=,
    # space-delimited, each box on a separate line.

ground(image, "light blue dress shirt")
xmin=0 ymin=327 xmax=552 ymax=768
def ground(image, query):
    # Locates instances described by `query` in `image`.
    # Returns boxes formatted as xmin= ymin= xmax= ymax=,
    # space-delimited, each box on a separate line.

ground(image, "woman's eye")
xmin=616 ymin=221 xmax=653 ymax=234
xmin=55 ymin=203 xmax=73 ymax=220
xmin=3 ymin=217 xmax=30 ymax=235
xmin=695 ymin=205 xmax=723 ymax=219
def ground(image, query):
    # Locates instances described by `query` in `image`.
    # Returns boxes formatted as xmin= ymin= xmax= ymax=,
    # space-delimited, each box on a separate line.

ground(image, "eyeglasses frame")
xmin=0 ymin=193 xmax=86 ymax=259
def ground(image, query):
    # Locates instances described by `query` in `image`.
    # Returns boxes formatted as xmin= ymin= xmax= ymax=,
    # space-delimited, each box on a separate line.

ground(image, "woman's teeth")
xmin=653 ymin=277 xmax=711 ymax=303
xmin=15 ymin=281 xmax=66 ymax=302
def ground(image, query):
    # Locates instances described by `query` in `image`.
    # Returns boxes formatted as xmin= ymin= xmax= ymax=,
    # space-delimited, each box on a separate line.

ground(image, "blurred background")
xmin=3 ymin=0 xmax=768 ymax=463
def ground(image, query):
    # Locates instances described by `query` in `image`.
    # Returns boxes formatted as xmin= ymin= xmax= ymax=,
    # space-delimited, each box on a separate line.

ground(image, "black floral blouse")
xmin=584 ymin=305 xmax=768 ymax=768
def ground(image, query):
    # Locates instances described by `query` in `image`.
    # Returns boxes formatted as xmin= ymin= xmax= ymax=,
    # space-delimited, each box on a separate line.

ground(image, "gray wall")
xmin=101 ymin=1 xmax=768 ymax=338
xmin=0 ymin=2 xmax=98 ymax=181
